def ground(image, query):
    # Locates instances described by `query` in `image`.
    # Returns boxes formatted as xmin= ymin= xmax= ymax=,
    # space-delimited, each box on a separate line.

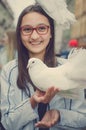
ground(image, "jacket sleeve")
xmin=1 ymin=67 xmax=38 ymax=130
xmin=50 ymin=94 xmax=86 ymax=128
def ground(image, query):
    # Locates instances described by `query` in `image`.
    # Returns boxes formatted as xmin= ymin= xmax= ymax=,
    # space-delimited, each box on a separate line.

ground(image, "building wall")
xmin=71 ymin=0 xmax=86 ymax=45
xmin=0 ymin=0 xmax=15 ymax=38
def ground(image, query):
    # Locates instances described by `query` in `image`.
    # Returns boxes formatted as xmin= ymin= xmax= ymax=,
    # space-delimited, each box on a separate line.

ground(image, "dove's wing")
xmin=66 ymin=48 xmax=86 ymax=81
xmin=28 ymin=49 xmax=86 ymax=93
xmin=58 ymin=88 xmax=84 ymax=99
xmin=29 ymin=67 xmax=68 ymax=91
xmin=36 ymin=0 xmax=76 ymax=25
xmin=29 ymin=64 xmax=84 ymax=91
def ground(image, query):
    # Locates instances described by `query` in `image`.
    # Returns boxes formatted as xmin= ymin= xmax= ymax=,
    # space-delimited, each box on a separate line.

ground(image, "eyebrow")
xmin=21 ymin=23 xmax=50 ymax=27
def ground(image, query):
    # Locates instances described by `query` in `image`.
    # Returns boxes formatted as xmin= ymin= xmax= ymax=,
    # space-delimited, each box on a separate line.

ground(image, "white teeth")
xmin=30 ymin=41 xmax=42 ymax=45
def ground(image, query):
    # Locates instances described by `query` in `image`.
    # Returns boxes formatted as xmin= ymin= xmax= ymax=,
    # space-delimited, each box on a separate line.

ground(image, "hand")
xmin=35 ymin=109 xmax=60 ymax=128
xmin=33 ymin=86 xmax=59 ymax=104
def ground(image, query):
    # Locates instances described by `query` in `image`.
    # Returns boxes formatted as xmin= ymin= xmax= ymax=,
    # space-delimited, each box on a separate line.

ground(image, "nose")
xmin=30 ymin=30 xmax=40 ymax=39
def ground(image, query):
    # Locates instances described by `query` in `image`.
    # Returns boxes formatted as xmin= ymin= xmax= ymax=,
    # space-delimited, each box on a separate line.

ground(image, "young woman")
xmin=0 ymin=30 xmax=17 ymax=73
xmin=1 ymin=3 xmax=86 ymax=130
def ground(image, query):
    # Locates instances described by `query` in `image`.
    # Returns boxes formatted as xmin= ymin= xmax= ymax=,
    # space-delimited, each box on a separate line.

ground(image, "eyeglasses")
xmin=20 ymin=24 xmax=50 ymax=36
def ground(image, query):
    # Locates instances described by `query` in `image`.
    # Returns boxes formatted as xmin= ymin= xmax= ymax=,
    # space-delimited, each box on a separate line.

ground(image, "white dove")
xmin=27 ymin=49 xmax=86 ymax=93
xmin=35 ymin=0 xmax=76 ymax=25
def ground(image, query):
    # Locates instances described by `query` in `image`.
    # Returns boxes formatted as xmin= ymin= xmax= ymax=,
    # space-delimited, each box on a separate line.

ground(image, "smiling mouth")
xmin=30 ymin=41 xmax=43 ymax=45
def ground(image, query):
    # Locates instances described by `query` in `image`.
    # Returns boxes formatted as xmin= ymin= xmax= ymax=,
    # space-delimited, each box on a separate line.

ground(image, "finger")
xmin=33 ymin=94 xmax=45 ymax=103
xmin=46 ymin=86 xmax=54 ymax=94
xmin=46 ymin=86 xmax=58 ymax=96
xmin=35 ymin=90 xmax=45 ymax=96
xmin=35 ymin=121 xmax=48 ymax=128
xmin=37 ymin=120 xmax=56 ymax=128
xmin=50 ymin=87 xmax=60 ymax=97
xmin=45 ymin=87 xmax=54 ymax=97
xmin=54 ymin=87 xmax=60 ymax=93
xmin=51 ymin=118 xmax=57 ymax=126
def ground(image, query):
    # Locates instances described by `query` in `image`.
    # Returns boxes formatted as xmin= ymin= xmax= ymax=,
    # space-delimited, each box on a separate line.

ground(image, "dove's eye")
xmin=32 ymin=61 xmax=35 ymax=64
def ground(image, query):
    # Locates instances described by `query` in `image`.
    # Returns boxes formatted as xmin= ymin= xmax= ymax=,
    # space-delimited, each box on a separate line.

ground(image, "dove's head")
xmin=27 ymin=58 xmax=47 ymax=73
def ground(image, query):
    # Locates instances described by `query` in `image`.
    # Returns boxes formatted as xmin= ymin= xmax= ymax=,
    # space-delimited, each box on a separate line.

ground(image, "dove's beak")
xmin=27 ymin=62 xmax=32 ymax=69
xmin=27 ymin=59 xmax=31 ymax=69
xmin=27 ymin=61 xmax=30 ymax=69
xmin=27 ymin=64 xmax=29 ymax=69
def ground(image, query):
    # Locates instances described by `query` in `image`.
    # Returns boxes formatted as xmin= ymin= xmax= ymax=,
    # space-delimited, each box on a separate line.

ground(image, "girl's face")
xmin=20 ymin=12 xmax=51 ymax=59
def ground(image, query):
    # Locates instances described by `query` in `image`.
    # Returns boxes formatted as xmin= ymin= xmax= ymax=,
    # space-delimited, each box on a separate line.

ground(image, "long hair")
xmin=16 ymin=3 xmax=56 ymax=93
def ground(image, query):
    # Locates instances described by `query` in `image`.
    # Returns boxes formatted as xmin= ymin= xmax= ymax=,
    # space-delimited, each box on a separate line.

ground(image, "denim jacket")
xmin=1 ymin=59 xmax=86 ymax=130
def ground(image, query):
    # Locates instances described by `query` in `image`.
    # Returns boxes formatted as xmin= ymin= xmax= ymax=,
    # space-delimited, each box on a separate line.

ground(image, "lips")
xmin=30 ymin=41 xmax=43 ymax=45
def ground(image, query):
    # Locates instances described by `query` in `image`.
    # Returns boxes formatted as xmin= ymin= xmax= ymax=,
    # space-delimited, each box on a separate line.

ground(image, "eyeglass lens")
xmin=21 ymin=24 xmax=49 ymax=35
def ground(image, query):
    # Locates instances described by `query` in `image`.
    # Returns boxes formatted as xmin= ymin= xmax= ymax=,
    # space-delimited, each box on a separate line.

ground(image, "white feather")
xmin=27 ymin=49 xmax=86 ymax=94
xmin=35 ymin=0 xmax=76 ymax=25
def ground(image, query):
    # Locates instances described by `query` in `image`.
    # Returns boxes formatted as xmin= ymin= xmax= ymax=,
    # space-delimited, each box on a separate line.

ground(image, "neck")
xmin=29 ymin=52 xmax=45 ymax=61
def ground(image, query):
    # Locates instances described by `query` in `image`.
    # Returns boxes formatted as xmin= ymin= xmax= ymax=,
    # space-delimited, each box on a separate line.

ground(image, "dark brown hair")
xmin=16 ymin=3 xmax=56 ymax=95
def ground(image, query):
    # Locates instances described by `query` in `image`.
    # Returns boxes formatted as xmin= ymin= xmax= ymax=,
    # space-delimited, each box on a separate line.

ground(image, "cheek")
xmin=20 ymin=35 xmax=29 ymax=49
xmin=21 ymin=34 xmax=28 ymax=42
xmin=21 ymin=34 xmax=29 ymax=44
xmin=44 ymin=33 xmax=51 ymax=44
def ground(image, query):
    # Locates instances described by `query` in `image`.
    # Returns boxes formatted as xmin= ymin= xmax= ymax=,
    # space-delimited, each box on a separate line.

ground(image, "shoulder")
xmin=1 ymin=59 xmax=18 ymax=80
xmin=2 ymin=59 xmax=18 ymax=71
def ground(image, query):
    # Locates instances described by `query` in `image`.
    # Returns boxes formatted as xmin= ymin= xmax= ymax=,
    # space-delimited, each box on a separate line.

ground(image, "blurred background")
xmin=0 ymin=0 xmax=86 ymax=71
